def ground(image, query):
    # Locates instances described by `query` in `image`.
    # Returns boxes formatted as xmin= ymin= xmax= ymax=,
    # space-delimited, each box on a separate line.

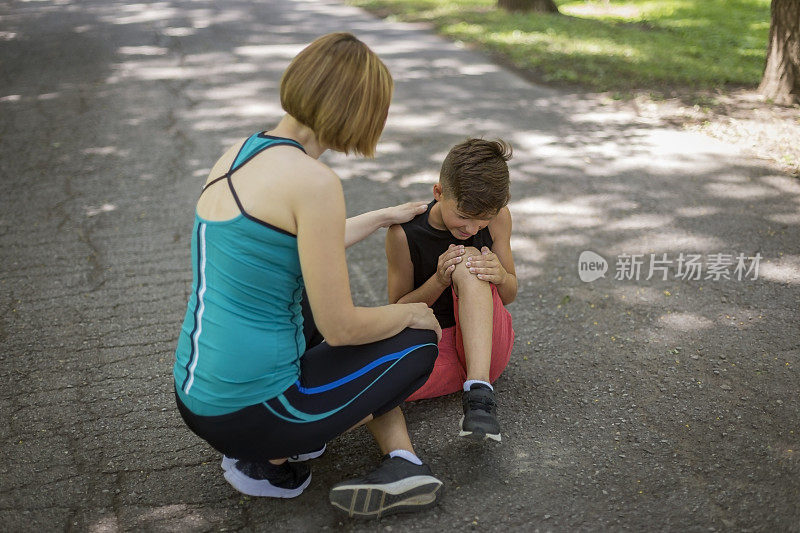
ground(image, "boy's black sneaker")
xmin=459 ymin=383 xmax=501 ymax=442
xmin=329 ymin=455 xmax=443 ymax=519
xmin=223 ymin=459 xmax=311 ymax=498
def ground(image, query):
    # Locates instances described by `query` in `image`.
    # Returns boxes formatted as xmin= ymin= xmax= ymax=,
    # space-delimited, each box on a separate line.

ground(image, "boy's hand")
xmin=466 ymin=246 xmax=507 ymax=285
xmin=436 ymin=244 xmax=465 ymax=287
xmin=379 ymin=201 xmax=429 ymax=228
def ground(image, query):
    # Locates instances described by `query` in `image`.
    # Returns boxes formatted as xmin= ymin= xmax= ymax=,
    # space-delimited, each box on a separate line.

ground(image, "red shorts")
xmin=406 ymin=284 xmax=514 ymax=401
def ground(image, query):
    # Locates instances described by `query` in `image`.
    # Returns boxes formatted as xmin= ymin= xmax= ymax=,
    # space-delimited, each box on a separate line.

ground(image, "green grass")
xmin=348 ymin=0 xmax=771 ymax=92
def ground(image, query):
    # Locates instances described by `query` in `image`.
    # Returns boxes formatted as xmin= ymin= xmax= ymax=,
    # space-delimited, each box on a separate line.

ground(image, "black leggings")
xmin=176 ymin=301 xmax=438 ymax=462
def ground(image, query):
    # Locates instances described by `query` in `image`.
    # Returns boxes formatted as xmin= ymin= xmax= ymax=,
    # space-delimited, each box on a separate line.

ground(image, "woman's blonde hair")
xmin=280 ymin=33 xmax=393 ymax=158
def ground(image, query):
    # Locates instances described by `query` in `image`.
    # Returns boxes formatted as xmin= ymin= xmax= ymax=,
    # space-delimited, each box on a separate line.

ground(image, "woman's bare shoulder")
xmin=205 ymin=138 xmax=248 ymax=184
xmin=250 ymin=146 xmax=340 ymax=188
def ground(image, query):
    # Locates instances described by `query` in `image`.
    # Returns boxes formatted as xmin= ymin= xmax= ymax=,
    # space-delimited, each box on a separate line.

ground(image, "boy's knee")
xmin=452 ymin=246 xmax=488 ymax=287
xmin=462 ymin=246 xmax=481 ymax=257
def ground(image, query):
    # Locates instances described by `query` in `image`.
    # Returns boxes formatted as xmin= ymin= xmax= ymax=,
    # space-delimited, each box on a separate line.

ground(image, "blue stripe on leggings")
xmin=294 ymin=343 xmax=431 ymax=395
xmin=262 ymin=342 xmax=437 ymax=424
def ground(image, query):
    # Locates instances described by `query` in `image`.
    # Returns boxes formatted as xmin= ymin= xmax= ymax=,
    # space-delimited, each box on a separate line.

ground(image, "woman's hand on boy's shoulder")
xmin=379 ymin=201 xmax=428 ymax=228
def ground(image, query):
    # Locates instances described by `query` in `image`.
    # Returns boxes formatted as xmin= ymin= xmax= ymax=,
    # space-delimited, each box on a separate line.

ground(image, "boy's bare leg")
xmin=451 ymin=246 xmax=493 ymax=382
xmin=451 ymin=246 xmax=501 ymax=441
xmin=366 ymin=406 xmax=415 ymax=455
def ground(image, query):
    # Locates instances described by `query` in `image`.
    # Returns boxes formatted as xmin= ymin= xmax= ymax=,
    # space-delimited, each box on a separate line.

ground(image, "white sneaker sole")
xmin=223 ymin=467 xmax=311 ymax=498
xmin=221 ymin=444 xmax=326 ymax=471
xmin=329 ymin=475 xmax=443 ymax=519
xmin=458 ymin=416 xmax=501 ymax=442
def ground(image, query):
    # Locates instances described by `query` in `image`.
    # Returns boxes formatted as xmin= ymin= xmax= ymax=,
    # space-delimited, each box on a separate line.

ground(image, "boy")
xmin=385 ymin=138 xmax=516 ymax=442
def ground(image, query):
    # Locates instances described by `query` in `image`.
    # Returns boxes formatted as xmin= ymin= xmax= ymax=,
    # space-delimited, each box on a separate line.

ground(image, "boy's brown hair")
xmin=440 ymin=138 xmax=512 ymax=217
xmin=280 ymin=33 xmax=393 ymax=158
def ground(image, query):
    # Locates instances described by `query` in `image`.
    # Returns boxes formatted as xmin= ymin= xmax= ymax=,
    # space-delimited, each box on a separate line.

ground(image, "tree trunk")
xmin=497 ymin=0 xmax=559 ymax=13
xmin=759 ymin=0 xmax=800 ymax=105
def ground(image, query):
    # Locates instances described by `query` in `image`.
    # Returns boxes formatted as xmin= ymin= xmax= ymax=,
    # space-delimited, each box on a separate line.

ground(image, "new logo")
xmin=578 ymin=251 xmax=608 ymax=282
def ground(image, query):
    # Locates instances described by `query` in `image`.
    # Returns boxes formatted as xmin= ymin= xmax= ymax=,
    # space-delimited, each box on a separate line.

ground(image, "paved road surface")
xmin=1 ymin=0 xmax=798 ymax=530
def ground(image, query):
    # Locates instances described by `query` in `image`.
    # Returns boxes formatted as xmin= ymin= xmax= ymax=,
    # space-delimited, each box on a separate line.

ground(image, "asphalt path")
xmin=1 ymin=0 xmax=798 ymax=530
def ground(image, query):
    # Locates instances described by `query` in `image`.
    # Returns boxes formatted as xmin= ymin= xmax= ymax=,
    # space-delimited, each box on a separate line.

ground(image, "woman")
xmin=173 ymin=33 xmax=443 ymax=519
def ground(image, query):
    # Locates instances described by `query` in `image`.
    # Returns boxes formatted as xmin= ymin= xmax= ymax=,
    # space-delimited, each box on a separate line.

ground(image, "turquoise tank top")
xmin=174 ymin=133 xmax=307 ymax=416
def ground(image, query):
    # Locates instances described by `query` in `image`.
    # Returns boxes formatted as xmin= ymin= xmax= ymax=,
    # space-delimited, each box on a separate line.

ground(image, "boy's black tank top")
xmin=400 ymin=200 xmax=493 ymax=328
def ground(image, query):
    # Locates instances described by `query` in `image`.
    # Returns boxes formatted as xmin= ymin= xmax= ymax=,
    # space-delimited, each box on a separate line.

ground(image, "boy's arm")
xmin=386 ymin=225 xmax=454 ymax=306
xmin=488 ymin=207 xmax=518 ymax=305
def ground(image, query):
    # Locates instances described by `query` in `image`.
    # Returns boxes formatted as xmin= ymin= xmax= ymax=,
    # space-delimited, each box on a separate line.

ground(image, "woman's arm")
xmin=345 ymin=201 xmax=428 ymax=248
xmin=293 ymin=166 xmax=440 ymax=345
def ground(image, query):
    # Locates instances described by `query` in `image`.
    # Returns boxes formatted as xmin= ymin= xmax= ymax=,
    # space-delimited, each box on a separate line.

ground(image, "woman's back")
xmin=174 ymin=134 xmax=309 ymax=416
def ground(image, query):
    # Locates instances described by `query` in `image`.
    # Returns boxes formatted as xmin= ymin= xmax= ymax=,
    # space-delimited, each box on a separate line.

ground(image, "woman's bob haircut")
xmin=280 ymin=32 xmax=393 ymax=158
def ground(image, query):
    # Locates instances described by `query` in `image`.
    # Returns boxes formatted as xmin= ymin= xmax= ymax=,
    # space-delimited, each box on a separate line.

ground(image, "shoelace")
xmin=361 ymin=456 xmax=426 ymax=483
xmin=466 ymin=394 xmax=496 ymax=413
xmin=238 ymin=461 xmax=295 ymax=483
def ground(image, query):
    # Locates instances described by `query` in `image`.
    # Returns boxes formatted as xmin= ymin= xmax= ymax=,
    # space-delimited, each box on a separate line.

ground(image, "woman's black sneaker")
xmin=221 ymin=444 xmax=326 ymax=472
xmin=459 ymin=384 xmax=501 ymax=442
xmin=329 ymin=455 xmax=443 ymax=519
xmin=223 ymin=459 xmax=311 ymax=498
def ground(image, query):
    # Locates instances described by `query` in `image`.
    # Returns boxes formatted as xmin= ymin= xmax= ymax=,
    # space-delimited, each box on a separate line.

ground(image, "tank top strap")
xmin=228 ymin=132 xmax=306 ymax=174
xmin=198 ymin=133 xmax=306 ymax=227
xmin=201 ymin=172 xmax=230 ymax=192
xmin=200 ymin=133 xmax=303 ymax=194
xmin=223 ymin=133 xmax=305 ymax=220
xmin=226 ymin=173 xmax=246 ymax=215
